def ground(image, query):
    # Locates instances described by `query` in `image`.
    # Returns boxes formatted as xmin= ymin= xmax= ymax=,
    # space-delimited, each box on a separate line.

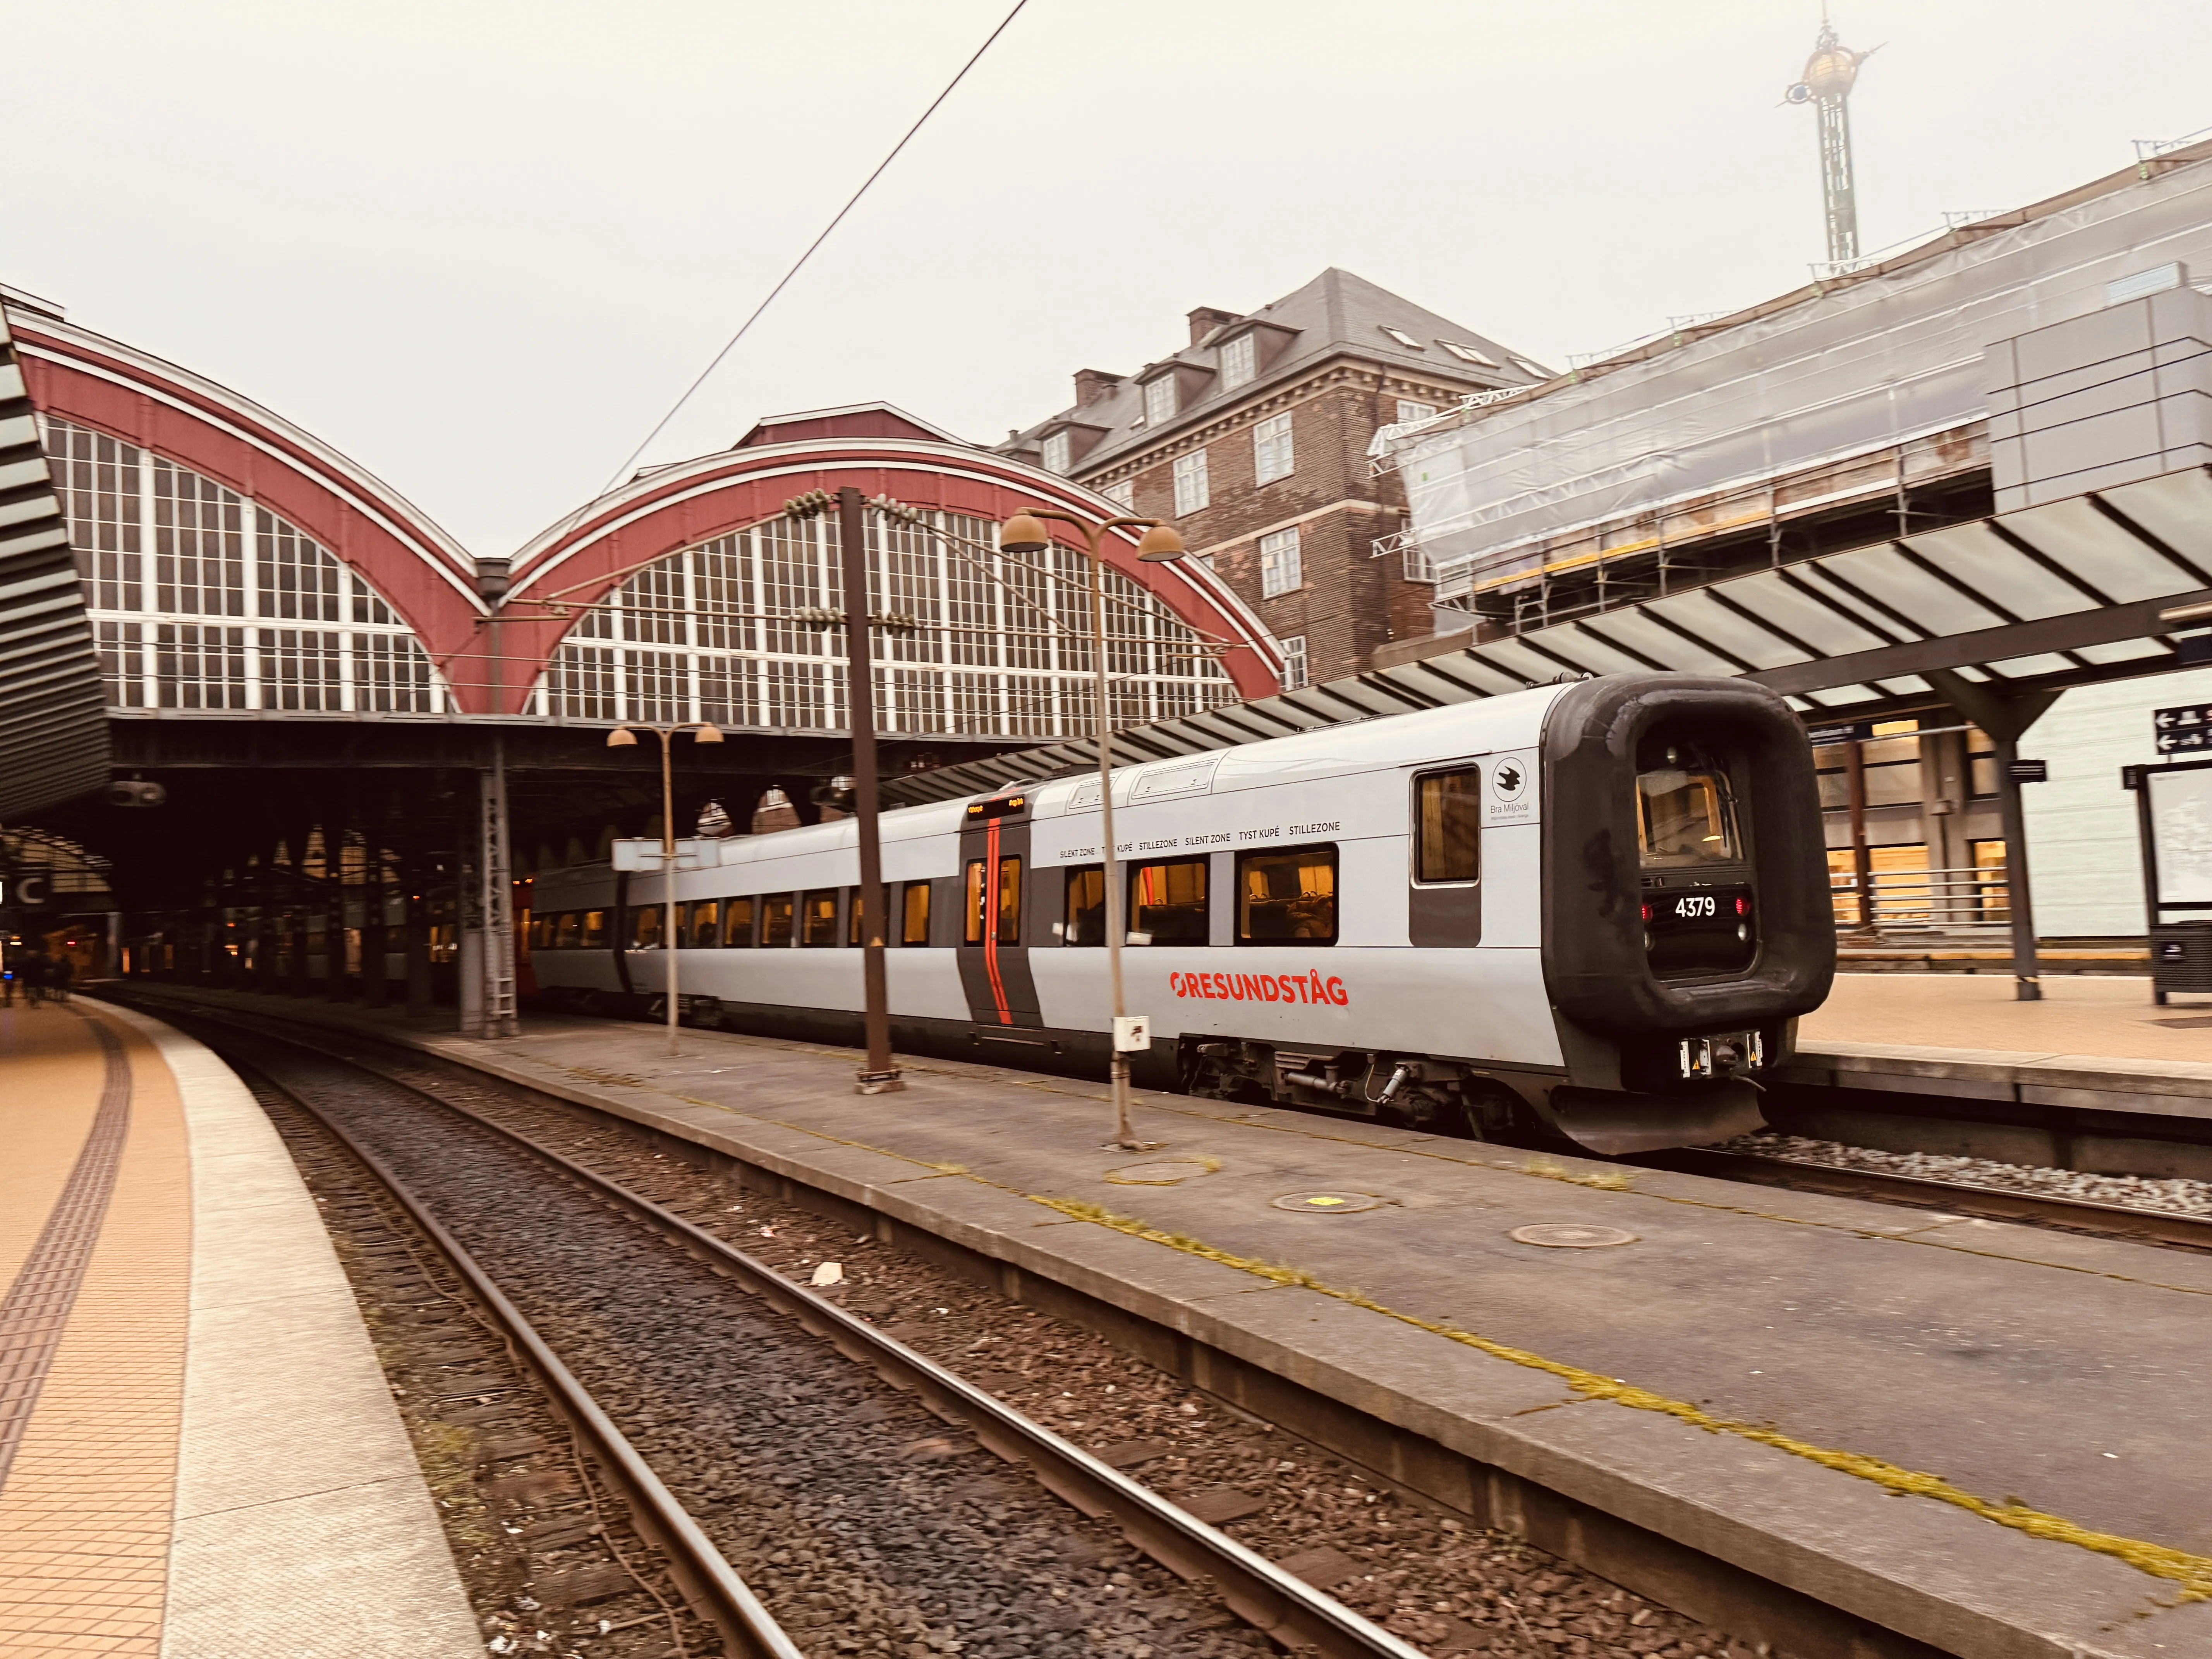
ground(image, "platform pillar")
xmin=1928 ymin=671 xmax=2059 ymax=1003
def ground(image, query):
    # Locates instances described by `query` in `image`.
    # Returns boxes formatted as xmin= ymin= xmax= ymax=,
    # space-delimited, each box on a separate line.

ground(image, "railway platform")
xmin=1782 ymin=973 xmax=2212 ymax=1175
xmin=108 ymin=982 xmax=2212 ymax=1659
xmin=0 ymin=998 xmax=479 ymax=1657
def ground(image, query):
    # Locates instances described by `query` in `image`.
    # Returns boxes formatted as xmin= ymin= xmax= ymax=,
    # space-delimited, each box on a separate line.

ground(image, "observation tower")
xmin=1786 ymin=18 xmax=1875 ymax=265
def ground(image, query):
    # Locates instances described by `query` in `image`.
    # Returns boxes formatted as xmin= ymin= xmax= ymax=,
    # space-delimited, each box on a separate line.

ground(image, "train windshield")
xmin=1637 ymin=766 xmax=1740 ymax=868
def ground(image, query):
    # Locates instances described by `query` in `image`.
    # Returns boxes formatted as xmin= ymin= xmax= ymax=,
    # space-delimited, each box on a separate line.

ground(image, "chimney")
xmin=1187 ymin=307 xmax=1239 ymax=347
xmin=1073 ymin=368 xmax=1122 ymax=407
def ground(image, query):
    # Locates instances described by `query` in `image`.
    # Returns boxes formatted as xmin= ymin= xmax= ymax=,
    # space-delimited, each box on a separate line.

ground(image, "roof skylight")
xmin=1380 ymin=326 xmax=1425 ymax=349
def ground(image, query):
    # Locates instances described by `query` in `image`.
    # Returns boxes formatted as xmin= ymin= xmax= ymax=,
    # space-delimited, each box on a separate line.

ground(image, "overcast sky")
xmin=8 ymin=0 xmax=2210 ymax=555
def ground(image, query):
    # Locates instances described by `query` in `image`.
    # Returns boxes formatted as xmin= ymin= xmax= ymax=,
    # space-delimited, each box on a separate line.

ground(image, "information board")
xmin=2147 ymin=766 xmax=2212 ymax=905
xmin=2154 ymin=704 xmax=2212 ymax=755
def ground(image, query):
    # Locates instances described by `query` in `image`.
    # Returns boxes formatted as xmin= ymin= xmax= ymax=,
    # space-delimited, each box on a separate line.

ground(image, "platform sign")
xmin=2154 ymin=704 xmax=2212 ymax=755
xmin=610 ymin=837 xmax=717 ymax=872
xmin=1805 ymin=720 xmax=1873 ymax=747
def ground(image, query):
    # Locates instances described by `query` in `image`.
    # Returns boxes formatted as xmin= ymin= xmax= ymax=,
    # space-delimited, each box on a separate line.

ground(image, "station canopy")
xmin=884 ymin=464 xmax=2212 ymax=806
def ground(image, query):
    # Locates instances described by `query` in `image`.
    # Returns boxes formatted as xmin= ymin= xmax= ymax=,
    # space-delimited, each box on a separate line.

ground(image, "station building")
xmin=0 ymin=287 xmax=1279 ymax=1007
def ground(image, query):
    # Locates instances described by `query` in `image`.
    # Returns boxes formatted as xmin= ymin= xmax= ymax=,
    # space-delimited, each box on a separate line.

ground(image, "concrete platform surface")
xmin=0 ymin=998 xmax=479 ymax=1658
xmin=118 ymin=984 xmax=2212 ymax=1659
xmin=1792 ymin=973 xmax=2212 ymax=1120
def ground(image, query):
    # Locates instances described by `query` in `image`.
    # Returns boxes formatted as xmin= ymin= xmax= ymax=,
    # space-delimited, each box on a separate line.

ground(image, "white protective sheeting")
xmin=1393 ymin=149 xmax=2212 ymax=593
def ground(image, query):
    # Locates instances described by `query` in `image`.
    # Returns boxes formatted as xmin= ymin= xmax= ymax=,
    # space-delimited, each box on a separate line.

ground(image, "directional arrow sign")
xmin=2154 ymin=704 xmax=2211 ymax=750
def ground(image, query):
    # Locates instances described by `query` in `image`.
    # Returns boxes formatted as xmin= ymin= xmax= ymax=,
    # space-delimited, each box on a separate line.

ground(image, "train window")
xmin=1638 ymin=761 xmax=1741 ymax=869
xmin=1063 ymin=866 xmax=1104 ymax=945
xmin=581 ymin=910 xmax=606 ymax=948
xmin=1238 ymin=847 xmax=1336 ymax=944
xmin=900 ymin=882 xmax=930 ymax=945
xmin=723 ymin=895 xmax=756 ymax=946
xmin=964 ymin=859 xmax=1022 ymax=944
xmin=526 ymin=913 xmax=553 ymax=951
xmin=762 ymin=894 xmax=795 ymax=947
xmin=802 ymin=890 xmax=840 ymax=946
xmin=1415 ymin=769 xmax=1481 ymax=884
xmin=847 ymin=885 xmax=888 ymax=946
xmin=1129 ymin=859 xmax=1207 ymax=945
xmin=632 ymin=906 xmax=663 ymax=949
xmin=555 ymin=911 xmax=582 ymax=950
xmin=688 ymin=900 xmax=720 ymax=948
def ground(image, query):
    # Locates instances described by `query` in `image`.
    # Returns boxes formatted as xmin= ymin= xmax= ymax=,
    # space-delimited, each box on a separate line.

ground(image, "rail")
xmin=1646 ymin=1147 xmax=2212 ymax=1255
xmin=148 ymin=995 xmax=1429 ymax=1659
xmin=258 ymin=1066 xmax=802 ymax=1659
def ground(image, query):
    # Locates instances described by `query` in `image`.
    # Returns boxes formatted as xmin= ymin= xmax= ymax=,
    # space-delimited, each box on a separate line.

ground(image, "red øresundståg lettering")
xmin=1167 ymin=969 xmax=1347 ymax=1006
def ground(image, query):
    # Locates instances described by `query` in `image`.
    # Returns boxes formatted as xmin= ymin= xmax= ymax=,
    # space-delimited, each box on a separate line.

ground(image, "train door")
xmin=954 ymin=793 xmax=1042 ymax=1030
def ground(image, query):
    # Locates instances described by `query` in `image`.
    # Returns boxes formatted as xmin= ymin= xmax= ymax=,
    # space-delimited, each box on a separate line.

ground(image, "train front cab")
xmin=1537 ymin=675 xmax=1836 ymax=1154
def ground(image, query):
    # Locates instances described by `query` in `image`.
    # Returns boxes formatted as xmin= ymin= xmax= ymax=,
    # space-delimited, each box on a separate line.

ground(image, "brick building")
xmin=997 ymin=269 xmax=1546 ymax=685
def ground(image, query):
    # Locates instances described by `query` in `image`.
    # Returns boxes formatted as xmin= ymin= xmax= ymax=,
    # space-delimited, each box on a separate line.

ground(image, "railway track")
xmin=175 ymin=1006 xmax=1429 ymax=1659
xmin=1641 ymin=1145 xmax=2212 ymax=1254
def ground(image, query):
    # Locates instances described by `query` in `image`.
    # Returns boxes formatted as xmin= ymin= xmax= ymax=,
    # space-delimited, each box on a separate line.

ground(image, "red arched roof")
xmin=494 ymin=433 xmax=1283 ymax=714
xmin=12 ymin=308 xmax=484 ymax=678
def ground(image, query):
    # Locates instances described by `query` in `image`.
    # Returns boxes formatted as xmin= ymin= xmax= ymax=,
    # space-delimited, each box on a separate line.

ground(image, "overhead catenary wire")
xmin=595 ymin=0 xmax=1035 ymax=500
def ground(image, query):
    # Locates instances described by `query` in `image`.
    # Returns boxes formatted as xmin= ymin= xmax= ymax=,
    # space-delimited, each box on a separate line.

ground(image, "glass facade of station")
xmin=41 ymin=415 xmax=449 ymax=714
xmin=534 ymin=509 xmax=1237 ymax=736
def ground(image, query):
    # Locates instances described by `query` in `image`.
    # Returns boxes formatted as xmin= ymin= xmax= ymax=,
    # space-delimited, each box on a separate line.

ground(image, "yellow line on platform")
xmin=1030 ymin=1195 xmax=2212 ymax=1603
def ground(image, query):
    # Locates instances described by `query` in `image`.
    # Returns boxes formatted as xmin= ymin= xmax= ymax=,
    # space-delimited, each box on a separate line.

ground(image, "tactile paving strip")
xmin=0 ymin=1010 xmax=132 ymax=1495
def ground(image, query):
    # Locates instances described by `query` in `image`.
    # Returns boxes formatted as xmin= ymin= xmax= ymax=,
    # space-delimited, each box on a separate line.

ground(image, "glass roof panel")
xmin=1423 ymin=654 xmax=1538 ymax=697
xmin=2072 ymin=638 xmax=2171 ymax=665
xmin=1566 ymin=609 xmax=1742 ymax=675
xmin=1998 ymin=496 xmax=2198 ymax=603
xmin=1982 ymin=653 xmax=2075 ymax=678
xmin=1901 ymin=522 xmax=2087 ymax=620
xmin=1644 ymin=590 xmax=1810 ymax=669
xmin=1726 ymin=570 xmax=1891 ymax=656
xmin=1817 ymin=545 xmax=2009 ymax=634
xmin=1466 ymin=637 xmax=1577 ymax=684
xmin=1546 ymin=623 xmax=1662 ymax=676
xmin=1785 ymin=562 xmax=1916 ymax=639
xmin=1805 ymin=684 xmax=1882 ymax=706
xmin=2099 ymin=469 xmax=2212 ymax=575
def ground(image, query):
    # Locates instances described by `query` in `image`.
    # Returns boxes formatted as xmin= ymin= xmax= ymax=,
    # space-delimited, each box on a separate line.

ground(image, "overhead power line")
xmin=599 ymin=0 xmax=1034 ymax=496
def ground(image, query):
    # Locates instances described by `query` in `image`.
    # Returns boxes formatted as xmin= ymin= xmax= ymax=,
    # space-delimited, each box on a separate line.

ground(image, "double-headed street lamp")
xmin=997 ymin=508 xmax=1186 ymax=1152
xmin=607 ymin=718 xmax=724 ymax=1053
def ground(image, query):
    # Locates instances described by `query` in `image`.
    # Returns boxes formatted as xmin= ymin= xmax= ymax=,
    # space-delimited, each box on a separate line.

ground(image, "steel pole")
xmin=1090 ymin=533 xmax=1138 ymax=1149
xmin=1993 ymin=734 xmax=2041 ymax=1002
xmin=663 ymin=728 xmax=680 ymax=1053
xmin=838 ymin=487 xmax=900 ymax=1092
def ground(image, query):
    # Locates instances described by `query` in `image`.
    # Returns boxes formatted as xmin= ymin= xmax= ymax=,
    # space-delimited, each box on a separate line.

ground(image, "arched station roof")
xmin=488 ymin=406 xmax=1284 ymax=715
xmin=9 ymin=295 xmax=484 ymax=675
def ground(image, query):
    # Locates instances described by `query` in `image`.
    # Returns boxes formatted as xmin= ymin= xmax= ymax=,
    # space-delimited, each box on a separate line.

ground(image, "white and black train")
xmin=530 ymin=675 xmax=1836 ymax=1153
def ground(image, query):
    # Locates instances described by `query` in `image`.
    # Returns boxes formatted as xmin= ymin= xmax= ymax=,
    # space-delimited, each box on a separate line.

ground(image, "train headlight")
xmin=1736 ymin=923 xmax=1749 ymax=942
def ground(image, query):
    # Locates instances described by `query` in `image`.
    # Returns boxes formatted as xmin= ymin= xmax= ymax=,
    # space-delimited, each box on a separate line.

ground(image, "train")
xmin=528 ymin=673 xmax=1836 ymax=1154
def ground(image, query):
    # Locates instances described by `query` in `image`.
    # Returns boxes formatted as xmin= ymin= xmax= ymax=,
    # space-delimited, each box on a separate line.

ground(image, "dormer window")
xmin=1041 ymin=431 xmax=1071 ymax=474
xmin=1439 ymin=340 xmax=1499 ymax=367
xmin=1219 ymin=333 xmax=1256 ymax=391
xmin=1144 ymin=376 xmax=1177 ymax=427
xmin=1380 ymin=326 xmax=1425 ymax=350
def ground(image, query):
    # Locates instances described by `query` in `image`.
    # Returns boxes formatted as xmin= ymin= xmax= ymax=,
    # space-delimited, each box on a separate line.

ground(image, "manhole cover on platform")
xmin=1510 ymin=1224 xmax=1637 ymax=1249
xmin=1271 ymin=1190 xmax=1386 ymax=1214
xmin=1106 ymin=1160 xmax=1214 ymax=1186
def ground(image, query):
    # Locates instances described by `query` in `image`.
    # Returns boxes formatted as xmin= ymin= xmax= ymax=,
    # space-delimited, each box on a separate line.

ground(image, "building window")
xmin=1172 ymin=450 xmax=1210 ymax=517
xmin=1279 ymin=634 xmax=1308 ymax=690
xmin=1253 ymin=412 xmax=1294 ymax=485
xmin=1219 ymin=333 xmax=1255 ymax=390
xmin=1438 ymin=340 xmax=1498 ymax=367
xmin=1144 ymin=376 xmax=1177 ymax=427
xmin=1260 ymin=527 xmax=1302 ymax=598
xmin=1040 ymin=431 xmax=1071 ymax=474
xmin=1102 ymin=479 xmax=1135 ymax=510
xmin=1380 ymin=326 xmax=1425 ymax=350
xmin=1395 ymin=399 xmax=1438 ymax=424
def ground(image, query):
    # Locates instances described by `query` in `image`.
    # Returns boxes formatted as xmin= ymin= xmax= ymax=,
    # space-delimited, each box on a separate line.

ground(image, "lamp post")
xmin=607 ymin=720 xmax=725 ymax=1053
xmin=997 ymin=508 xmax=1186 ymax=1151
